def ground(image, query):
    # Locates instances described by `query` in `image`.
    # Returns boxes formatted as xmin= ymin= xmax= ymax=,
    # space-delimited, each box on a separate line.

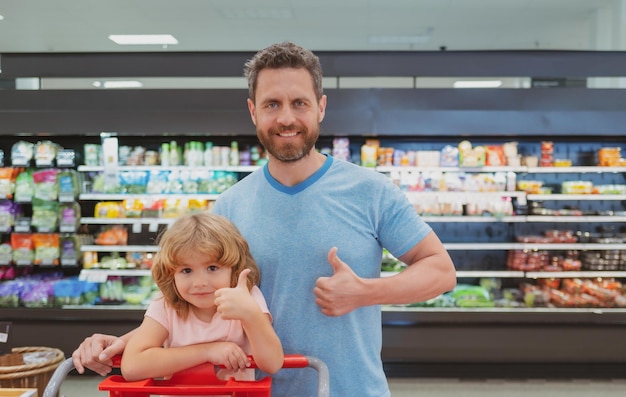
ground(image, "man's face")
xmin=247 ymin=67 xmax=326 ymax=163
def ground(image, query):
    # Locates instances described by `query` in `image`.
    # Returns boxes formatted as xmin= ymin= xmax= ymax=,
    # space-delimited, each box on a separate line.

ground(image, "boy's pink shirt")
xmin=145 ymin=286 xmax=271 ymax=380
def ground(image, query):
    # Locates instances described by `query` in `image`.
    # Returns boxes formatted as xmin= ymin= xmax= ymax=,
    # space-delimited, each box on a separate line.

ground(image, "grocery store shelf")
xmin=80 ymin=245 xmax=159 ymax=252
xmin=381 ymin=306 xmax=626 ymax=325
xmin=422 ymin=216 xmax=523 ymax=222
xmin=78 ymin=268 xmax=152 ymax=282
xmin=444 ymin=242 xmax=626 ymax=250
xmin=391 ymin=269 xmax=626 ymax=279
xmin=425 ymin=215 xmax=626 ymax=223
xmin=526 ymin=166 xmax=626 ymax=174
xmin=525 ymin=215 xmax=626 ymax=222
xmin=527 ymin=194 xmax=626 ymax=201
xmin=80 ymin=193 xmax=221 ymax=200
xmin=377 ymin=166 xmax=626 ymax=174
xmin=526 ymin=271 xmax=626 ymax=279
xmin=81 ymin=217 xmax=176 ymax=225
xmin=78 ymin=242 xmax=626 ymax=254
xmin=455 ymin=270 xmax=525 ymax=278
xmin=77 ymin=165 xmax=260 ymax=173
xmin=405 ymin=191 xmax=525 ymax=200
xmin=377 ymin=166 xmax=527 ymax=173
xmin=4 ymin=306 xmax=626 ymax=325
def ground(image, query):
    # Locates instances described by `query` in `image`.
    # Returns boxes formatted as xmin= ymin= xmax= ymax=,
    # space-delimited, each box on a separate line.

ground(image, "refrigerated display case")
xmin=0 ymin=50 xmax=625 ymax=377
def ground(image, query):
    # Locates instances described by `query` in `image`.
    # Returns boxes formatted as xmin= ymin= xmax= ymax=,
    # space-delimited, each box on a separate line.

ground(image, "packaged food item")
xmin=58 ymin=170 xmax=79 ymax=201
xmin=458 ymin=140 xmax=485 ymax=167
xmin=31 ymin=200 xmax=59 ymax=232
xmin=32 ymin=233 xmax=60 ymax=266
xmin=553 ymin=159 xmax=572 ymax=167
xmin=11 ymin=141 xmax=34 ymax=166
xmin=95 ymin=225 xmax=128 ymax=245
xmin=95 ymin=201 xmax=124 ymax=218
xmin=598 ymin=147 xmax=622 ymax=166
xmin=562 ymin=180 xmax=592 ymax=194
xmin=122 ymin=198 xmax=145 ymax=218
xmin=0 ymin=167 xmax=23 ymax=199
xmin=361 ymin=140 xmax=379 ymax=168
xmin=540 ymin=140 xmax=554 ymax=167
xmin=11 ymin=233 xmax=34 ymax=265
xmin=440 ymin=145 xmax=459 ymax=167
xmin=32 ymin=168 xmax=59 ymax=201
xmin=84 ymin=144 xmax=101 ymax=166
xmin=13 ymin=169 xmax=34 ymax=202
xmin=485 ymin=145 xmax=505 ymax=166
xmin=34 ymin=140 xmax=59 ymax=167
xmin=59 ymin=202 xmax=81 ymax=233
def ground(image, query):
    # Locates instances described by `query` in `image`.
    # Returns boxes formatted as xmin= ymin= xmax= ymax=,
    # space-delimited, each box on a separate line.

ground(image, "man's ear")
xmin=318 ymin=95 xmax=327 ymax=123
xmin=247 ymin=98 xmax=257 ymax=125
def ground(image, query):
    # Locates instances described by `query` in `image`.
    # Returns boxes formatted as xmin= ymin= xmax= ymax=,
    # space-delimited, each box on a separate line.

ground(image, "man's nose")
xmin=276 ymin=106 xmax=296 ymax=125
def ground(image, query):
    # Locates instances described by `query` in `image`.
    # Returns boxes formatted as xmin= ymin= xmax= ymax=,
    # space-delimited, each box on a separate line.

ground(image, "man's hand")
xmin=314 ymin=247 xmax=366 ymax=316
xmin=214 ymin=269 xmax=256 ymax=320
xmin=72 ymin=333 xmax=126 ymax=376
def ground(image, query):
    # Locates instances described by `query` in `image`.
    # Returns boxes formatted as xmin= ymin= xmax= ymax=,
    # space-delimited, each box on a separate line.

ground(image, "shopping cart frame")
xmin=43 ymin=354 xmax=329 ymax=397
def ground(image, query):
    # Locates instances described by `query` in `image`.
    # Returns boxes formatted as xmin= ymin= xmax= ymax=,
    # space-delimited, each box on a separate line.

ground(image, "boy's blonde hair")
xmin=152 ymin=212 xmax=260 ymax=319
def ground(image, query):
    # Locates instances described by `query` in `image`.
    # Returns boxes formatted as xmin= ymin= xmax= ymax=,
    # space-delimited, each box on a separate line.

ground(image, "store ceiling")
xmin=0 ymin=0 xmax=618 ymax=54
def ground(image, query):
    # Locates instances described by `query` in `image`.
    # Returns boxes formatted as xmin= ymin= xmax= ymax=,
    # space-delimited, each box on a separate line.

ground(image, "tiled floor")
xmin=56 ymin=375 xmax=626 ymax=396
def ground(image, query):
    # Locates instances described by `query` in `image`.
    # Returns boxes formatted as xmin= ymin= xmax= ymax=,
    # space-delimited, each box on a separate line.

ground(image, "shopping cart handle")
xmin=111 ymin=353 xmax=311 ymax=369
xmin=111 ymin=355 xmax=122 ymax=367
xmin=106 ymin=353 xmax=329 ymax=396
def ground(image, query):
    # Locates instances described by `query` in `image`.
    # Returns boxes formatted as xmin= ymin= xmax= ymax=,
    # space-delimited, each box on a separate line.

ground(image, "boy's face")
xmin=247 ymin=67 xmax=326 ymax=162
xmin=174 ymin=250 xmax=232 ymax=319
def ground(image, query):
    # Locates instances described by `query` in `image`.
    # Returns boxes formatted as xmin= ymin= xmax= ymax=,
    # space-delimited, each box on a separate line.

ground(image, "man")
xmin=73 ymin=42 xmax=456 ymax=396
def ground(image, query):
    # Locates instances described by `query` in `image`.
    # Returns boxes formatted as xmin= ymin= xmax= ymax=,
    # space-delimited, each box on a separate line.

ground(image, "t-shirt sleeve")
xmin=250 ymin=285 xmax=272 ymax=322
xmin=144 ymin=294 xmax=169 ymax=330
xmin=378 ymin=175 xmax=432 ymax=258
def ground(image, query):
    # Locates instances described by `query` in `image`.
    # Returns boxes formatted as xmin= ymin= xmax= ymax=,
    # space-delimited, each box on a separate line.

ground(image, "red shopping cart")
xmin=43 ymin=354 xmax=329 ymax=397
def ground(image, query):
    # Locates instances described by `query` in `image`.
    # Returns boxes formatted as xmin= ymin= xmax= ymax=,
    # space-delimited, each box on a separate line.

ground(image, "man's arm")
xmin=315 ymin=231 xmax=456 ymax=316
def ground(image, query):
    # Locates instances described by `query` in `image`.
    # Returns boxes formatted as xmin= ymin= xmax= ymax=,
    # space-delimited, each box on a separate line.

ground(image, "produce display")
xmin=407 ymin=277 xmax=626 ymax=309
xmin=0 ymin=137 xmax=624 ymax=310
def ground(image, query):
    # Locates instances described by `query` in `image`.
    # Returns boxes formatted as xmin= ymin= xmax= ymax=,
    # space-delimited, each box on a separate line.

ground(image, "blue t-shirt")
xmin=212 ymin=155 xmax=431 ymax=397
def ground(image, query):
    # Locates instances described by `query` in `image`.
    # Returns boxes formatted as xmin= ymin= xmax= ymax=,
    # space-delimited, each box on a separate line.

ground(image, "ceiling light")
xmin=0 ymin=14 xmax=4 ymax=20
xmin=108 ymin=34 xmax=178 ymax=45
xmin=93 ymin=80 xmax=144 ymax=89
xmin=453 ymin=80 xmax=503 ymax=88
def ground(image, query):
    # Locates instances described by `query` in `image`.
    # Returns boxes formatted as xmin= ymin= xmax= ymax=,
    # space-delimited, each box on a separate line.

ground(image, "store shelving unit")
xmin=1 ymin=50 xmax=626 ymax=377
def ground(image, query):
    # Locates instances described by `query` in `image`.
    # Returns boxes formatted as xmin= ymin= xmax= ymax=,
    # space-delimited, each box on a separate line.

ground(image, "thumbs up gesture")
xmin=215 ymin=269 xmax=256 ymax=320
xmin=314 ymin=247 xmax=365 ymax=317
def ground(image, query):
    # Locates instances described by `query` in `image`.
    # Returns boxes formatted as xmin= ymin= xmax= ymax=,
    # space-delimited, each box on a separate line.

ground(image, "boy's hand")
xmin=214 ymin=269 xmax=257 ymax=320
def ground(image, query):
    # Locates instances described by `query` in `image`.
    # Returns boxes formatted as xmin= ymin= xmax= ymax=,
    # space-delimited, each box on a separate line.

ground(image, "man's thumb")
xmin=237 ymin=268 xmax=251 ymax=289
xmin=327 ymin=247 xmax=346 ymax=273
xmin=99 ymin=338 xmax=124 ymax=361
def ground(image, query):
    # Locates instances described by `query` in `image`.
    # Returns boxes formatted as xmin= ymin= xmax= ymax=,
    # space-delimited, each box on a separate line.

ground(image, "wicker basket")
xmin=0 ymin=346 xmax=65 ymax=397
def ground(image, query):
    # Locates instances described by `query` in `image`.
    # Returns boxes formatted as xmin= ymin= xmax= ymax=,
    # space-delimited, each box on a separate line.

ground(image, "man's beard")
xmin=257 ymin=123 xmax=319 ymax=163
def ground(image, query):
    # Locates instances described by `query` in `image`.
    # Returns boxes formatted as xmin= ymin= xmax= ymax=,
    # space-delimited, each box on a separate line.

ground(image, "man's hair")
xmin=244 ymin=41 xmax=324 ymax=102
xmin=151 ymin=212 xmax=260 ymax=319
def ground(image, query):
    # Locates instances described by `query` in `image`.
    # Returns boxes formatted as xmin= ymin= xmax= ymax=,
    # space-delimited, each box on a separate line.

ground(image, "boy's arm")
xmin=120 ymin=316 xmax=250 ymax=381
xmin=215 ymin=269 xmax=284 ymax=374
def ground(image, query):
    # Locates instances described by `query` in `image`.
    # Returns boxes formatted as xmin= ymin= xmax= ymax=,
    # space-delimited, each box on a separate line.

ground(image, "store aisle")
xmin=57 ymin=375 xmax=626 ymax=396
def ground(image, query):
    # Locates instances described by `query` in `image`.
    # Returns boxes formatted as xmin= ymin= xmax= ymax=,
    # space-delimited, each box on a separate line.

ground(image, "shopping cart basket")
xmin=43 ymin=354 xmax=329 ymax=397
